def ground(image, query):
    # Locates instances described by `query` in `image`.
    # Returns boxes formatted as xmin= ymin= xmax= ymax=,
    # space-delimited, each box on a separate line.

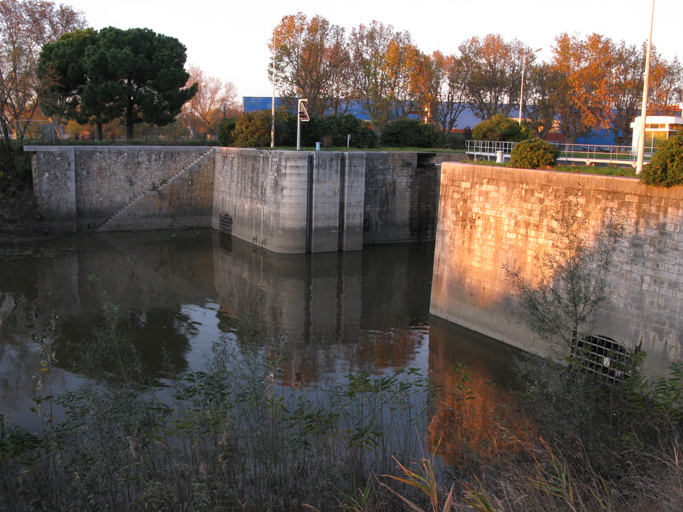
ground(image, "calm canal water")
xmin=0 ymin=229 xmax=526 ymax=459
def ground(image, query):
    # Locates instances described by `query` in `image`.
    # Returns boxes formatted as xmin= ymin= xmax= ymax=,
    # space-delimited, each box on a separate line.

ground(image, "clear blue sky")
xmin=62 ymin=0 xmax=680 ymax=99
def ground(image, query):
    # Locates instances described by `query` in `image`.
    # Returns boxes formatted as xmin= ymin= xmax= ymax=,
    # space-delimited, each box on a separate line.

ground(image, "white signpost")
xmin=297 ymin=99 xmax=309 ymax=151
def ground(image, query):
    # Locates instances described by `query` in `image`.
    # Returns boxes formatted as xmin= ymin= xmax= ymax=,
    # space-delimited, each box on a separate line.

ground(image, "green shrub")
xmin=320 ymin=114 xmax=377 ymax=149
xmin=381 ymin=119 xmax=444 ymax=148
xmin=472 ymin=114 xmax=533 ymax=142
xmin=640 ymin=132 xmax=683 ymax=187
xmin=218 ymin=117 xmax=238 ymax=147
xmin=510 ymin=138 xmax=559 ymax=169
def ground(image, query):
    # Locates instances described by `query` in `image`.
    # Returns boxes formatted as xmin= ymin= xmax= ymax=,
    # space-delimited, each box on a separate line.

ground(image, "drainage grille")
xmin=571 ymin=332 xmax=633 ymax=384
xmin=219 ymin=213 xmax=233 ymax=235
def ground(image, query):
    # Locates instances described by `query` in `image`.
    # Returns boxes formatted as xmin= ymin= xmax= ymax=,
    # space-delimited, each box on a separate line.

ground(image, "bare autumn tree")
xmin=269 ymin=13 xmax=349 ymax=117
xmin=650 ymin=55 xmax=683 ymax=116
xmin=325 ymin=47 xmax=354 ymax=116
xmin=603 ymin=40 xmax=643 ymax=146
xmin=552 ymin=34 xmax=680 ymax=145
xmin=524 ymin=62 xmax=562 ymax=139
xmin=184 ymin=64 xmax=239 ymax=137
xmin=0 ymin=0 xmax=85 ymax=142
xmin=349 ymin=21 xmax=416 ymax=136
xmin=385 ymin=35 xmax=423 ymax=119
xmin=429 ymin=51 xmax=468 ymax=133
xmin=458 ymin=34 xmax=531 ymax=120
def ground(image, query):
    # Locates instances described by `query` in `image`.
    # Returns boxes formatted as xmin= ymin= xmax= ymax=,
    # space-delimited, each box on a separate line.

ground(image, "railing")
xmin=466 ymin=140 xmax=653 ymax=167
xmin=553 ymin=143 xmax=653 ymax=166
xmin=465 ymin=140 xmax=516 ymax=159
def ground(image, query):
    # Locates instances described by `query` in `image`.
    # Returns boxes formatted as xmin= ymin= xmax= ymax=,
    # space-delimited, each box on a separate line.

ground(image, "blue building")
xmin=242 ymin=97 xmax=617 ymax=145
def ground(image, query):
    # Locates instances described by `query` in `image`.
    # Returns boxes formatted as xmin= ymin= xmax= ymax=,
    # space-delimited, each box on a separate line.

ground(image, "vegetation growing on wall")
xmin=504 ymin=190 xmax=622 ymax=349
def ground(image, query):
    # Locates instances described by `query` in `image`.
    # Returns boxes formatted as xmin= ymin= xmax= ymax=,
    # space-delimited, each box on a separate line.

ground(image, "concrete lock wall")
xmin=210 ymin=148 xmax=436 ymax=253
xmin=28 ymin=146 xmax=448 ymax=253
xmin=28 ymin=146 xmax=214 ymax=232
xmin=431 ymin=162 xmax=683 ymax=376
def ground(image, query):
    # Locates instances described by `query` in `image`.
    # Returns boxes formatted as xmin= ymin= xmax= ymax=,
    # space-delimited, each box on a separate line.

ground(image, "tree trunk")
xmin=97 ymin=122 xmax=103 ymax=141
xmin=126 ymin=102 xmax=134 ymax=140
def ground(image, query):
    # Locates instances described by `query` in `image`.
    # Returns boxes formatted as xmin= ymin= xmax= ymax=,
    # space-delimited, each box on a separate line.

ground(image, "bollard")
xmin=496 ymin=150 xmax=503 ymax=163
xmin=316 ymin=142 xmax=321 ymax=151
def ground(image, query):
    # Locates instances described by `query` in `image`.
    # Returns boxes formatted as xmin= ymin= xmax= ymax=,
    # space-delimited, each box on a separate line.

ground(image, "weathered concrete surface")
xmin=212 ymin=148 xmax=440 ymax=253
xmin=26 ymin=146 xmax=213 ymax=231
xmin=98 ymin=150 xmax=214 ymax=232
xmin=29 ymin=146 xmax=451 ymax=253
xmin=30 ymin=147 xmax=77 ymax=232
xmin=363 ymin=152 xmax=441 ymax=245
xmin=431 ymin=162 xmax=683 ymax=375
xmin=339 ymin=152 xmax=366 ymax=251
xmin=212 ymin=148 xmax=310 ymax=253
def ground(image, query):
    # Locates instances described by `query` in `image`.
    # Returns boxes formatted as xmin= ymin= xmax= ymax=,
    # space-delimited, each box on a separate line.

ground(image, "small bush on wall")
xmin=510 ymin=139 xmax=559 ymax=169
xmin=640 ymin=133 xmax=683 ymax=187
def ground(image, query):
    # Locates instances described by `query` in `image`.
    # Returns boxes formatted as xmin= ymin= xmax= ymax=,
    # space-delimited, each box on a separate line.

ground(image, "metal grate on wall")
xmin=570 ymin=332 xmax=634 ymax=385
xmin=219 ymin=213 xmax=233 ymax=236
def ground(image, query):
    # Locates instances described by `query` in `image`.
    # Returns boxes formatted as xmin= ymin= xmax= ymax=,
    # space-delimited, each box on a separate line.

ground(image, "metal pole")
xmin=636 ymin=0 xmax=655 ymax=175
xmin=518 ymin=48 xmax=541 ymax=125
xmin=297 ymin=108 xmax=301 ymax=150
xmin=518 ymin=59 xmax=527 ymax=125
xmin=271 ymin=54 xmax=275 ymax=148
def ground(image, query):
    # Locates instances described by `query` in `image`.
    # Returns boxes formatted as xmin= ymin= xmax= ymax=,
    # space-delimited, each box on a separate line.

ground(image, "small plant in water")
xmin=382 ymin=441 xmax=454 ymax=512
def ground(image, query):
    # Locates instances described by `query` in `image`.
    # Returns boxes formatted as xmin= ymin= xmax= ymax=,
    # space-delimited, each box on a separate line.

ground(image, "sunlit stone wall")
xmin=431 ymin=162 xmax=683 ymax=376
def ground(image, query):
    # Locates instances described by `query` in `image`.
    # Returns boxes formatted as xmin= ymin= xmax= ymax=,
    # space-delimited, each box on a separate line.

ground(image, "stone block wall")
xmin=30 ymin=147 xmax=77 ymax=231
xmin=98 ymin=150 xmax=214 ymax=231
xmin=431 ymin=163 xmax=683 ymax=375
xmin=27 ymin=146 xmax=212 ymax=231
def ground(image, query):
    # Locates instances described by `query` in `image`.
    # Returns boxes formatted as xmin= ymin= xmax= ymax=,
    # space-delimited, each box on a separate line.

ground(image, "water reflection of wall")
xmin=212 ymin=233 xmax=434 ymax=383
xmin=427 ymin=316 xmax=533 ymax=465
xmin=1 ymin=232 xmax=220 ymax=379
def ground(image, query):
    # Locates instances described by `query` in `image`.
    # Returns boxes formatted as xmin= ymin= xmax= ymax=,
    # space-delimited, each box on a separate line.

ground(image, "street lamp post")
xmin=636 ymin=0 xmax=656 ymax=175
xmin=271 ymin=53 xmax=276 ymax=148
xmin=188 ymin=108 xmax=193 ymax=139
xmin=518 ymin=48 xmax=542 ymax=125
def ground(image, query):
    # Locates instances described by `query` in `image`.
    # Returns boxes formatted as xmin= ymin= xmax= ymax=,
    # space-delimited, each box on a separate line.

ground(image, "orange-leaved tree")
xmin=269 ymin=13 xmax=350 ymax=117
xmin=459 ymin=34 xmax=532 ymax=120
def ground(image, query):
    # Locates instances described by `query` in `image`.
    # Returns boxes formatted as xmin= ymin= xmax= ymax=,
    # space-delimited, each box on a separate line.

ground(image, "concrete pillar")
xmin=339 ymin=152 xmax=366 ymax=251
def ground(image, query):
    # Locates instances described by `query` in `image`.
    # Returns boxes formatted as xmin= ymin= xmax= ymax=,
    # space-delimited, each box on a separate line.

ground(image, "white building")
xmin=631 ymin=115 xmax=683 ymax=152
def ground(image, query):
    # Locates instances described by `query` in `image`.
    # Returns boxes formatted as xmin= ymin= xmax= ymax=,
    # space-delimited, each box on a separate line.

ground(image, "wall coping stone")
xmin=24 ymin=145 xmax=217 ymax=153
